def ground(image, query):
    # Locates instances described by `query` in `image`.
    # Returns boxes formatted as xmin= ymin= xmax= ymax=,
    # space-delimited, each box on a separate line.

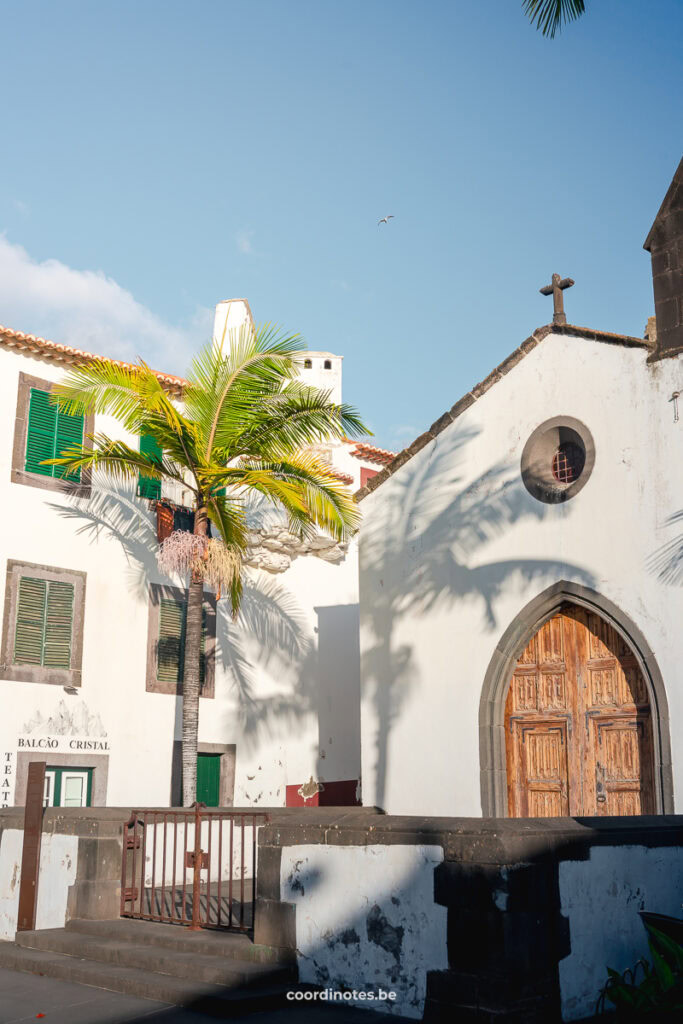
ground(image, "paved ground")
xmin=0 ymin=967 xmax=388 ymax=1024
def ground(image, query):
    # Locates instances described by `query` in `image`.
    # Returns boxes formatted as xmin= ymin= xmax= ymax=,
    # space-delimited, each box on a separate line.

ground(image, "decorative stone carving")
xmin=243 ymin=525 xmax=349 ymax=574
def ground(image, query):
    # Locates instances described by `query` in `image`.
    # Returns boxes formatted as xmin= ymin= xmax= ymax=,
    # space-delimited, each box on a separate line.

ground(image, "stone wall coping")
xmin=258 ymin=813 xmax=683 ymax=860
xmin=2 ymin=808 xmax=681 ymax=851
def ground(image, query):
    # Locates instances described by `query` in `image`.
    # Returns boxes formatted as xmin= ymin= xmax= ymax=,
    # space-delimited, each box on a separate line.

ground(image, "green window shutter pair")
xmin=138 ymin=434 xmax=162 ymax=500
xmin=157 ymin=596 xmax=206 ymax=685
xmin=14 ymin=576 xmax=74 ymax=669
xmin=25 ymin=388 xmax=84 ymax=481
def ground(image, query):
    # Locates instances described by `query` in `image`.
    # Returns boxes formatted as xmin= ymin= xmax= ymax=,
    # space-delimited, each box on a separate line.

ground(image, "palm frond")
xmin=231 ymin=382 xmax=369 ymax=459
xmin=50 ymin=360 xmax=150 ymax=431
xmin=206 ymin=494 xmax=249 ymax=550
xmin=215 ymin=454 xmax=361 ymax=542
xmin=182 ymin=322 xmax=307 ymax=458
xmin=523 ymin=0 xmax=585 ymax=38
xmin=44 ymin=433 xmax=192 ymax=490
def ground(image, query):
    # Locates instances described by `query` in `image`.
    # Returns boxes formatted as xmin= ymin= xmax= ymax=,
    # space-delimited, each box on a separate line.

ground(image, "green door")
xmin=196 ymin=754 xmax=221 ymax=806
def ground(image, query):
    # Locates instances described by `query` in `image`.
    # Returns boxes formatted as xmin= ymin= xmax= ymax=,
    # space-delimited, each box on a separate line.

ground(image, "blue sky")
xmin=1 ymin=0 xmax=681 ymax=449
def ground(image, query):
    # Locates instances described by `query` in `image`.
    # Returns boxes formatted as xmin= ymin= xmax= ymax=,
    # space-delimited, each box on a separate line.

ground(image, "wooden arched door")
xmin=505 ymin=603 xmax=656 ymax=817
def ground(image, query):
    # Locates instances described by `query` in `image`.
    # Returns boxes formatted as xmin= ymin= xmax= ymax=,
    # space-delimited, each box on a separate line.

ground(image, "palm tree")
xmin=47 ymin=322 xmax=368 ymax=804
xmin=523 ymin=0 xmax=586 ymax=38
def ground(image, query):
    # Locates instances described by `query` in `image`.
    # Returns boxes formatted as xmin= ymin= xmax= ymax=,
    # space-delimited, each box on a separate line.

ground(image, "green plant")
xmin=597 ymin=917 xmax=683 ymax=1020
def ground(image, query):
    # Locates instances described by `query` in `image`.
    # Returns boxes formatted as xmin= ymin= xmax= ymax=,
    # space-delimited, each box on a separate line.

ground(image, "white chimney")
xmin=213 ymin=298 xmax=254 ymax=346
xmin=298 ymin=352 xmax=343 ymax=404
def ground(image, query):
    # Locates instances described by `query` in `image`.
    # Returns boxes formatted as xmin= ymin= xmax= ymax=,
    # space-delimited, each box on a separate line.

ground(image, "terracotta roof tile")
xmin=0 ymin=324 xmax=186 ymax=393
xmin=347 ymin=441 xmax=397 ymax=466
xmin=327 ymin=468 xmax=355 ymax=485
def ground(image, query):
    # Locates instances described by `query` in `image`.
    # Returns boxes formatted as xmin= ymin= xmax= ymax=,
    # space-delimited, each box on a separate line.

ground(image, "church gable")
xmin=355 ymin=322 xmax=651 ymax=503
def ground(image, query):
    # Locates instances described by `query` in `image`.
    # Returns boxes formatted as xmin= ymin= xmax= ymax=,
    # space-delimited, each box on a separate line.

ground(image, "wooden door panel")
xmin=617 ymin=662 xmax=649 ymax=707
xmin=589 ymin=717 xmax=655 ymax=816
xmin=539 ymin=671 xmax=567 ymax=710
xmin=538 ymin=616 xmax=564 ymax=663
xmin=508 ymin=721 xmax=569 ymax=817
xmin=512 ymin=672 xmax=538 ymax=712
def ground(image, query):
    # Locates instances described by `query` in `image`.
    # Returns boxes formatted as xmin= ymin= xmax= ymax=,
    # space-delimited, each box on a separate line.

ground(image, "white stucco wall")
xmin=280 ymin=843 xmax=448 ymax=1018
xmin=359 ymin=332 xmax=683 ymax=816
xmin=0 ymin=828 xmax=78 ymax=939
xmin=0 ymin=335 xmax=374 ymax=810
xmin=558 ymin=844 xmax=683 ymax=1021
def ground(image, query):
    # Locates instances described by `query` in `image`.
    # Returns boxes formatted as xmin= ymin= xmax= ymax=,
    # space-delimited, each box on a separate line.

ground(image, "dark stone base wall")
xmin=255 ymin=811 xmax=683 ymax=1022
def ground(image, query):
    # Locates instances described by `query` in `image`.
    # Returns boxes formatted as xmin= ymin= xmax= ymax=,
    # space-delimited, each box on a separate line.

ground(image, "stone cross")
xmin=540 ymin=273 xmax=575 ymax=326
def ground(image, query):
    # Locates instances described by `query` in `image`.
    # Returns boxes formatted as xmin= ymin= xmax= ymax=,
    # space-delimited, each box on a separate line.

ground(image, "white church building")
xmin=357 ymin=157 xmax=683 ymax=820
xmin=0 ymin=299 xmax=391 ymax=810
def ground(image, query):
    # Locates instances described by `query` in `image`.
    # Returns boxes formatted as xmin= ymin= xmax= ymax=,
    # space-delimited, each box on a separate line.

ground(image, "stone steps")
xmin=0 ymin=918 xmax=297 ymax=1014
xmin=65 ymin=916 xmax=295 ymax=964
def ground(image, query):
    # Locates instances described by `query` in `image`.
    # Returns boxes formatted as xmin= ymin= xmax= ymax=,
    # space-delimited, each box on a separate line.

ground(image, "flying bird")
xmin=377 ymin=215 xmax=394 ymax=226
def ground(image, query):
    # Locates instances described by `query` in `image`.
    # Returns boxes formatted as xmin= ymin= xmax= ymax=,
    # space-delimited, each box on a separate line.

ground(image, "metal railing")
xmin=120 ymin=805 xmax=269 ymax=931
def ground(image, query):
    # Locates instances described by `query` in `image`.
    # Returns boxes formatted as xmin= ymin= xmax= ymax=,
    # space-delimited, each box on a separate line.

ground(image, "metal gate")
xmin=120 ymin=805 xmax=269 ymax=931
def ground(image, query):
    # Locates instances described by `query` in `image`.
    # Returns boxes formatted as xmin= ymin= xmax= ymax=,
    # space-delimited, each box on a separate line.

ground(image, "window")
xmin=25 ymin=388 xmax=83 ymax=481
xmin=157 ymin=595 xmax=203 ymax=685
xmin=304 ymin=359 xmax=312 ymax=369
xmin=14 ymin=577 xmax=74 ymax=669
xmin=139 ymin=433 xmax=162 ymax=500
xmin=44 ymin=767 xmax=93 ymax=807
xmin=12 ymin=372 xmax=94 ymax=495
xmin=323 ymin=360 xmax=332 ymax=369
xmin=146 ymin=584 xmax=216 ymax=696
xmin=1 ymin=560 xmax=86 ymax=686
xmin=521 ymin=417 xmax=595 ymax=505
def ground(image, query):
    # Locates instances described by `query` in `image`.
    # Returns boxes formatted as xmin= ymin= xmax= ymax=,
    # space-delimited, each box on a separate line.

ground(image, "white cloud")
xmin=0 ymin=235 xmax=212 ymax=374
xmin=235 ymin=229 xmax=254 ymax=255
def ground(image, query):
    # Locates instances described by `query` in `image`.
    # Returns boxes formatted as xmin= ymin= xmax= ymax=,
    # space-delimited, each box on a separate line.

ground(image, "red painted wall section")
xmin=360 ymin=467 xmax=379 ymax=488
xmin=285 ymin=779 xmax=360 ymax=807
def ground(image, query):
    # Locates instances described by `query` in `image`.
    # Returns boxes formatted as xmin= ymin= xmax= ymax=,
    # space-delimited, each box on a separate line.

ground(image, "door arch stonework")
xmin=479 ymin=582 xmax=674 ymax=817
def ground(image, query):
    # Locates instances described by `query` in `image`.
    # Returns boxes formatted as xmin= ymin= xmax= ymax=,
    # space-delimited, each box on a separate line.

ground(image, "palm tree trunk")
xmin=181 ymin=506 xmax=208 ymax=806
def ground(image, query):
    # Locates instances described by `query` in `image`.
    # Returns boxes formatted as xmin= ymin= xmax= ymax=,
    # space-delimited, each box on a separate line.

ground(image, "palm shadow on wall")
xmin=647 ymin=510 xmax=683 ymax=585
xmin=361 ymin=425 xmax=595 ymax=810
xmin=47 ymin=484 xmax=320 ymax=771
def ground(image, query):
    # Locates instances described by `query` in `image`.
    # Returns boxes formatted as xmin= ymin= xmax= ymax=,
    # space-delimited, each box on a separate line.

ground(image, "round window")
xmin=521 ymin=417 xmax=595 ymax=504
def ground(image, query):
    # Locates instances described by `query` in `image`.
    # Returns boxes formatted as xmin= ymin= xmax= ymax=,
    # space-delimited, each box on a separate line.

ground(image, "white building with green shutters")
xmin=0 ymin=300 xmax=389 ymax=810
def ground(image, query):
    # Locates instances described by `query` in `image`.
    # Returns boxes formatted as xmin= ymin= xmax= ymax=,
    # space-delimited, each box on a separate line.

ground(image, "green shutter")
xmin=156 ymin=596 xmax=207 ymax=685
xmin=25 ymin=388 xmax=83 ymax=481
xmin=157 ymin=597 xmax=186 ymax=683
xmin=13 ymin=576 xmax=74 ymax=668
xmin=25 ymin=389 xmax=57 ymax=476
xmin=43 ymin=581 xmax=74 ymax=668
xmin=14 ymin=577 xmax=47 ymax=664
xmin=54 ymin=408 xmax=84 ymax=482
xmin=139 ymin=434 xmax=162 ymax=500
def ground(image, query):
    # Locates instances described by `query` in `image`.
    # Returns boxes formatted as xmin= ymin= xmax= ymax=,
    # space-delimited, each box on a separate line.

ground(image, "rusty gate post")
xmin=17 ymin=761 xmax=46 ymax=932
